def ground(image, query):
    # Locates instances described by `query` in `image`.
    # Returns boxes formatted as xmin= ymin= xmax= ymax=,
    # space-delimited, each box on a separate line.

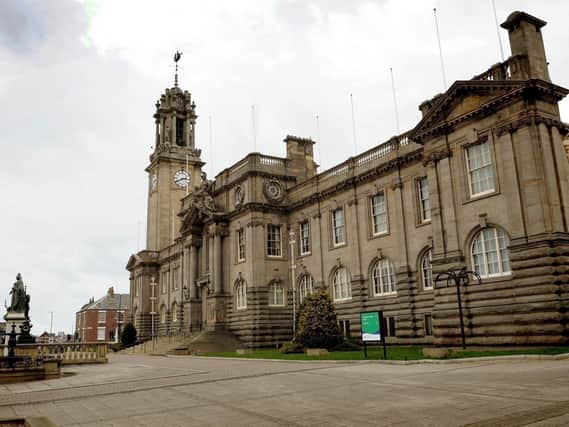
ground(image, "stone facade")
xmin=127 ymin=11 xmax=569 ymax=347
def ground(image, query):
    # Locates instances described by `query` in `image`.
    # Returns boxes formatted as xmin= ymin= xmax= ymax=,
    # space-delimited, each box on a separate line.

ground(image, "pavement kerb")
xmin=165 ymin=352 xmax=569 ymax=365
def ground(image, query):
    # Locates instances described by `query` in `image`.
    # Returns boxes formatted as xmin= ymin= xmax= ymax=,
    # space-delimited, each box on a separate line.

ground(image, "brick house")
xmin=75 ymin=287 xmax=130 ymax=342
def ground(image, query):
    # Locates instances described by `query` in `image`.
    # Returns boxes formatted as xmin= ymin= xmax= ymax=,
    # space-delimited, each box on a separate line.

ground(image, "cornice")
xmin=212 ymin=171 xmax=297 ymax=196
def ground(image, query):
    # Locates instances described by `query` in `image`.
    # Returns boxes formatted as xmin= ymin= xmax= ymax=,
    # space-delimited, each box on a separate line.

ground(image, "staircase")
xmin=120 ymin=330 xmax=242 ymax=356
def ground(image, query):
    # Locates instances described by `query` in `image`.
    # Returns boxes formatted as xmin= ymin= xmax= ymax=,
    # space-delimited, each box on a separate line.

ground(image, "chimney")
xmin=501 ymin=11 xmax=550 ymax=81
xmin=284 ymin=135 xmax=317 ymax=182
xmin=107 ymin=286 xmax=115 ymax=298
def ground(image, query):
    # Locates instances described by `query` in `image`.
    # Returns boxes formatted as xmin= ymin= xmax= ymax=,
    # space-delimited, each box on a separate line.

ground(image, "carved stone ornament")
xmin=234 ymin=185 xmax=245 ymax=207
xmin=263 ymin=179 xmax=284 ymax=204
xmin=188 ymin=172 xmax=216 ymax=222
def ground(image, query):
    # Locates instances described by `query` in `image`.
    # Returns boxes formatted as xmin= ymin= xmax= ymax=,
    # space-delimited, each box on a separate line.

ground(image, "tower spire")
xmin=173 ymin=51 xmax=182 ymax=87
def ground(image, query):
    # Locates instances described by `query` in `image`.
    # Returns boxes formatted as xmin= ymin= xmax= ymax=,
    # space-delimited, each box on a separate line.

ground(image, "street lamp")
xmin=289 ymin=229 xmax=297 ymax=338
xmin=435 ymin=267 xmax=481 ymax=349
xmin=149 ymin=276 xmax=157 ymax=350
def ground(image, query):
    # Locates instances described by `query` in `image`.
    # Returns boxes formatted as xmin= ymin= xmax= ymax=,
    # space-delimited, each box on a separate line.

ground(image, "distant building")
xmin=75 ymin=287 xmax=130 ymax=342
xmin=37 ymin=332 xmax=52 ymax=344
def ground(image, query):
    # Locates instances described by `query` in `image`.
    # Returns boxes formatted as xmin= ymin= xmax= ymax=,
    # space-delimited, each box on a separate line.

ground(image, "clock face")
xmin=151 ymin=173 xmax=157 ymax=191
xmin=174 ymin=170 xmax=190 ymax=188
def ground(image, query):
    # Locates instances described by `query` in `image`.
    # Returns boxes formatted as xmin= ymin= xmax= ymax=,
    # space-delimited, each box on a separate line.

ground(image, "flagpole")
xmin=251 ymin=105 xmax=257 ymax=152
xmin=390 ymin=68 xmax=401 ymax=135
xmin=316 ymin=114 xmax=321 ymax=167
xmin=491 ymin=0 xmax=505 ymax=61
xmin=433 ymin=8 xmax=447 ymax=91
xmin=350 ymin=94 xmax=357 ymax=155
xmin=208 ymin=115 xmax=213 ymax=177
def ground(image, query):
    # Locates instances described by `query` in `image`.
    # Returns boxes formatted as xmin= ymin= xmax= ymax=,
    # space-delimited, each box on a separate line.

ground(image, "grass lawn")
xmin=204 ymin=346 xmax=569 ymax=361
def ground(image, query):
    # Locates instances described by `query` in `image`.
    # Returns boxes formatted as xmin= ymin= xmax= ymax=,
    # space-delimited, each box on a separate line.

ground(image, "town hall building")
xmin=127 ymin=11 xmax=569 ymax=347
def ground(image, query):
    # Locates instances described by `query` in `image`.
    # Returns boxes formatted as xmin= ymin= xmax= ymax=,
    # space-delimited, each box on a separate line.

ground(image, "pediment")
xmin=126 ymin=254 xmax=140 ymax=270
xmin=411 ymin=80 xmax=526 ymax=142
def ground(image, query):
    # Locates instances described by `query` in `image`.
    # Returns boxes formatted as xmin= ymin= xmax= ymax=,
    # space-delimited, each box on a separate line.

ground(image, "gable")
xmin=411 ymin=80 xmax=526 ymax=142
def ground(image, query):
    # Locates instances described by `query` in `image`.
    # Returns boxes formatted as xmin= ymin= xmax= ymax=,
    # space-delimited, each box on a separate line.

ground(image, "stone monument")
xmin=3 ymin=273 xmax=34 ymax=345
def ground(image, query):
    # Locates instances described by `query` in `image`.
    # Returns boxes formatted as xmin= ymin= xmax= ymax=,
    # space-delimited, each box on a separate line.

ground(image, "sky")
xmin=1 ymin=0 xmax=568 ymax=335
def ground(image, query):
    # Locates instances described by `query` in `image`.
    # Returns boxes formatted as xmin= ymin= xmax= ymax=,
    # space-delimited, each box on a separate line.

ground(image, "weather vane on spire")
xmin=173 ymin=51 xmax=182 ymax=87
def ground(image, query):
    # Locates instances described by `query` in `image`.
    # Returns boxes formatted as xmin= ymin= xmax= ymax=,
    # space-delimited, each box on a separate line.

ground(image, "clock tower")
xmin=146 ymin=76 xmax=204 ymax=251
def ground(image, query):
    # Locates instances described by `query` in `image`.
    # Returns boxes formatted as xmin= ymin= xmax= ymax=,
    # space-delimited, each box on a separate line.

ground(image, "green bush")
xmin=121 ymin=322 xmax=137 ymax=347
xmin=280 ymin=341 xmax=304 ymax=354
xmin=296 ymin=289 xmax=342 ymax=349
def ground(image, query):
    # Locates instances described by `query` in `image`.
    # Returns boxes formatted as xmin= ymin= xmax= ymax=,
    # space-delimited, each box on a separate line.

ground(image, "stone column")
xmin=214 ymin=232 xmax=223 ymax=295
xmin=189 ymin=242 xmax=198 ymax=299
xmin=155 ymin=121 xmax=160 ymax=147
xmin=208 ymin=234 xmax=215 ymax=292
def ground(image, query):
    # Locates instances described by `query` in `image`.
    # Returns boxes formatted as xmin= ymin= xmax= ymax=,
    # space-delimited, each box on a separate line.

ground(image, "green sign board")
xmin=360 ymin=311 xmax=382 ymax=342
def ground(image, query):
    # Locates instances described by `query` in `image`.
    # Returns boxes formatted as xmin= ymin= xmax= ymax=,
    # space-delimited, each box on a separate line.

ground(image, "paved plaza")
xmin=1 ymin=354 xmax=569 ymax=426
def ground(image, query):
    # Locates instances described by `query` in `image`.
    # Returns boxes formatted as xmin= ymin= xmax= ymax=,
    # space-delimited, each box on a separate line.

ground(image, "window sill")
xmin=372 ymin=293 xmax=397 ymax=298
xmin=333 ymin=298 xmax=352 ymax=303
xmin=478 ymin=273 xmax=512 ymax=283
xmin=330 ymin=243 xmax=347 ymax=251
xmin=463 ymin=189 xmax=500 ymax=205
xmin=415 ymin=220 xmax=431 ymax=228
xmin=298 ymin=252 xmax=312 ymax=258
xmin=268 ymin=304 xmax=286 ymax=308
xmin=369 ymin=231 xmax=390 ymax=241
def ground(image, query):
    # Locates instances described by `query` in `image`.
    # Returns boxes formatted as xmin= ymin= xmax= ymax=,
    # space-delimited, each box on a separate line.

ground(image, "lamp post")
xmin=435 ymin=267 xmax=481 ymax=349
xmin=289 ymin=229 xmax=297 ymax=338
xmin=149 ymin=276 xmax=157 ymax=350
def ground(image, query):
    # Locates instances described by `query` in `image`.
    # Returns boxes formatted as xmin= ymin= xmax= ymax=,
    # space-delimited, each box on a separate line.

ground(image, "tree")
xmin=296 ymin=288 xmax=342 ymax=349
xmin=121 ymin=322 xmax=137 ymax=347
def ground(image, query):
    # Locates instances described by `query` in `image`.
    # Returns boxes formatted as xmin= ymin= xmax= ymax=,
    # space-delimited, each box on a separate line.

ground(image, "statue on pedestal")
xmin=7 ymin=273 xmax=30 ymax=319
xmin=4 ymin=273 xmax=34 ymax=343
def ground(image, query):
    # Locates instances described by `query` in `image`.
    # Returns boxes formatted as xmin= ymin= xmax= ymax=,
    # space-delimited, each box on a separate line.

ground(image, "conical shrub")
xmin=296 ymin=288 xmax=342 ymax=349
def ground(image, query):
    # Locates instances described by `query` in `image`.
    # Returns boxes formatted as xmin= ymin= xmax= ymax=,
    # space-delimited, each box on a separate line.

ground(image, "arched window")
xmin=298 ymin=274 xmax=314 ymax=303
xmin=235 ymin=280 xmax=247 ymax=309
xmin=332 ymin=267 xmax=351 ymax=301
xmin=371 ymin=258 xmax=396 ymax=296
xmin=160 ymin=305 xmax=167 ymax=324
xmin=471 ymin=227 xmax=511 ymax=278
xmin=171 ymin=302 xmax=178 ymax=323
xmin=268 ymin=281 xmax=285 ymax=306
xmin=421 ymin=250 xmax=433 ymax=290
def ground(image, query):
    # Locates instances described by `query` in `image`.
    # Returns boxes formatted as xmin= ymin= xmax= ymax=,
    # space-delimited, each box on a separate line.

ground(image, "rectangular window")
xmin=332 ymin=208 xmax=346 ymax=246
xmin=97 ymin=327 xmax=106 ymax=341
xmin=424 ymin=314 xmax=433 ymax=336
xmin=466 ymin=141 xmax=495 ymax=197
xmin=173 ymin=267 xmax=179 ymax=290
xmin=299 ymin=221 xmax=311 ymax=255
xmin=386 ymin=316 xmax=396 ymax=337
xmin=161 ymin=271 xmax=168 ymax=294
xmin=338 ymin=319 xmax=351 ymax=337
xmin=237 ymin=229 xmax=246 ymax=262
xmin=98 ymin=311 xmax=106 ymax=323
xmin=417 ymin=177 xmax=431 ymax=222
xmin=267 ymin=224 xmax=282 ymax=257
xmin=371 ymin=192 xmax=388 ymax=235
